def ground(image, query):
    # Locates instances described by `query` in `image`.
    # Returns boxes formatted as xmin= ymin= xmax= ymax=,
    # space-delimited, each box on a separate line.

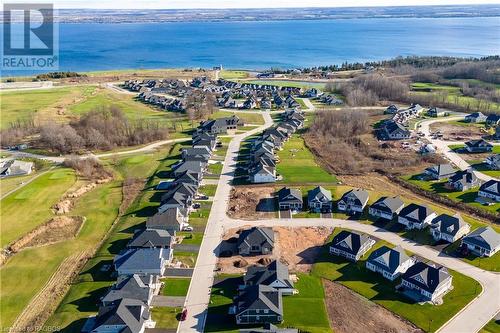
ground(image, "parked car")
xmin=192 ymin=203 xmax=201 ymax=209
xmin=182 ymin=226 xmax=194 ymax=232
xmin=181 ymin=308 xmax=188 ymax=321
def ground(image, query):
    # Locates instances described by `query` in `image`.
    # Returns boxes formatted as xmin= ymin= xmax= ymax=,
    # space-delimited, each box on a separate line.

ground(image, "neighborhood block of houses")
xmin=82 ymin=116 xmax=231 ymax=332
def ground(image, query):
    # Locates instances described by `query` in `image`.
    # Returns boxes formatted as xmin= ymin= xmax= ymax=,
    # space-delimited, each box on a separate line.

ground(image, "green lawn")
xmin=161 ymin=278 xmax=191 ymax=296
xmin=199 ymin=184 xmax=217 ymax=197
xmin=219 ymin=70 xmax=249 ymax=79
xmin=208 ymin=162 xmax=223 ymax=175
xmin=1 ymin=178 xmax=123 ymax=330
xmin=178 ymin=232 xmax=204 ymax=246
xmin=0 ymin=86 xmax=95 ymax=129
xmin=276 ymin=134 xmax=338 ymax=184
xmin=151 ymin=307 xmax=183 ymax=328
xmin=280 ymin=274 xmax=331 ymax=333
xmin=205 ymin=275 xmax=243 ymax=333
xmin=212 ymin=110 xmax=264 ymax=125
xmin=311 ymin=228 xmax=482 ymax=332
xmin=0 ymin=168 xmax=76 ymax=247
xmin=469 ymin=162 xmax=500 ymax=179
xmin=0 ymin=172 xmax=42 ymax=196
xmin=480 ymin=319 xmax=500 ymax=333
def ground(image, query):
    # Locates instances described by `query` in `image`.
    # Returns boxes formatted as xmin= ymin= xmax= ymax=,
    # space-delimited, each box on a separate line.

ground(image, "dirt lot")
xmin=430 ymin=122 xmax=485 ymax=141
xmin=324 ymin=280 xmax=423 ymax=333
xmin=227 ymin=186 xmax=277 ymax=220
xmin=217 ymin=226 xmax=333 ymax=274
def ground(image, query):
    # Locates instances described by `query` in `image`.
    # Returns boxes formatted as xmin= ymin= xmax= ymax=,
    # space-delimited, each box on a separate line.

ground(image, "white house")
xmin=401 ymin=262 xmax=453 ymax=302
xmin=430 ymin=214 xmax=470 ymax=243
xmin=398 ymin=203 xmax=437 ymax=230
xmin=366 ymin=246 xmax=415 ymax=281
xmin=461 ymin=226 xmax=500 ymax=257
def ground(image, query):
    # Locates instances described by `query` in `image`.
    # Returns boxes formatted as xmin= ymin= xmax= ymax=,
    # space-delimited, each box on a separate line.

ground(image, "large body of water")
xmin=4 ymin=17 xmax=500 ymax=75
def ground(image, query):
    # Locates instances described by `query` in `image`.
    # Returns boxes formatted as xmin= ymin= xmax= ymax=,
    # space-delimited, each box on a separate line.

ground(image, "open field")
xmin=0 ymin=168 xmax=76 ymax=247
xmin=213 ymin=110 xmax=265 ymax=125
xmin=276 ymin=134 xmax=338 ymax=184
xmin=0 ymin=86 xmax=96 ymax=128
xmin=311 ymin=228 xmax=482 ymax=332
xmin=240 ymin=79 xmax=325 ymax=89
xmin=219 ymin=70 xmax=249 ymax=79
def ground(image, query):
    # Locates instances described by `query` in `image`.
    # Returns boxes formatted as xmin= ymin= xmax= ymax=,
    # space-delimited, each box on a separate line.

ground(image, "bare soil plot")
xmin=323 ymin=280 xmax=423 ymax=333
xmin=227 ymin=186 xmax=276 ymax=220
xmin=217 ymin=227 xmax=333 ymax=274
xmin=430 ymin=122 xmax=485 ymax=141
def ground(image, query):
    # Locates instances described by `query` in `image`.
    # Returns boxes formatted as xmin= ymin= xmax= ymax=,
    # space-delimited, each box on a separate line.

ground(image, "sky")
xmin=7 ymin=0 xmax=500 ymax=9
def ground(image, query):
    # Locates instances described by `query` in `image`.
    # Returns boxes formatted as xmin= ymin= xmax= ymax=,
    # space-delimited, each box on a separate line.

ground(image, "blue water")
xmin=3 ymin=17 xmax=500 ymax=75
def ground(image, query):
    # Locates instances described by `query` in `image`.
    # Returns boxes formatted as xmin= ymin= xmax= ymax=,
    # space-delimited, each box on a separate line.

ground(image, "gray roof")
xmin=448 ymin=170 xmax=478 ymax=186
xmin=426 ymin=164 xmax=455 ymax=177
xmin=92 ymin=298 xmax=150 ymax=332
xmin=237 ymin=285 xmax=283 ymax=316
xmin=128 ymin=229 xmax=173 ymax=248
xmin=308 ymin=186 xmax=332 ymax=202
xmin=101 ymin=274 xmax=158 ymax=305
xmin=465 ymin=139 xmax=493 ymax=149
xmin=401 ymin=262 xmax=451 ymax=294
xmin=238 ymin=227 xmax=275 ymax=249
xmin=399 ymin=203 xmax=435 ymax=223
xmin=462 ymin=226 xmax=500 ymax=251
xmin=479 ymin=180 xmax=500 ymax=196
xmin=147 ymin=208 xmax=184 ymax=231
xmin=330 ymin=230 xmax=372 ymax=256
xmin=277 ymin=187 xmax=303 ymax=203
xmin=114 ymin=248 xmax=171 ymax=272
xmin=341 ymin=189 xmax=369 ymax=206
xmin=431 ymin=214 xmax=469 ymax=237
xmin=367 ymin=245 xmax=411 ymax=274
xmin=370 ymin=196 xmax=404 ymax=214
xmin=244 ymin=260 xmax=293 ymax=289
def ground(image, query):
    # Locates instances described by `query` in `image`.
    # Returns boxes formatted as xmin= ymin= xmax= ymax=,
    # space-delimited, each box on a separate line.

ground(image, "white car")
xmin=182 ymin=226 xmax=194 ymax=232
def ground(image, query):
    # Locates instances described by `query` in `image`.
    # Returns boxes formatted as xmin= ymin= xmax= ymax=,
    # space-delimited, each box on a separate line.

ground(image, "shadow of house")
xmin=55 ymin=318 xmax=88 ymax=333
xmin=69 ymin=285 xmax=110 ymax=312
xmin=296 ymin=245 xmax=324 ymax=265
xmin=105 ymin=237 xmax=132 ymax=256
xmin=256 ymin=198 xmax=277 ymax=212
xmin=80 ymin=258 xmax=115 ymax=282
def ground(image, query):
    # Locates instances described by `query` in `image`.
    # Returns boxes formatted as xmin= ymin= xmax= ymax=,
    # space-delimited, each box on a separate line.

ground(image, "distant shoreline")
xmin=3 ymin=4 xmax=500 ymax=24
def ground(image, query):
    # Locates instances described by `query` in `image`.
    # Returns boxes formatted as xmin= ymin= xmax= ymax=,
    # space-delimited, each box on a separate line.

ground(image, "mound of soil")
xmin=324 ymin=280 xmax=423 ymax=333
xmin=8 ymin=216 xmax=85 ymax=253
xmin=227 ymin=187 xmax=276 ymax=220
xmin=234 ymin=259 xmax=248 ymax=268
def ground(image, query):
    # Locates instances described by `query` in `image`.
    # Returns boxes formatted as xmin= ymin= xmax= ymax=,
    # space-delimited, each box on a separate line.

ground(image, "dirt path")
xmin=323 ymin=280 xmax=423 ymax=333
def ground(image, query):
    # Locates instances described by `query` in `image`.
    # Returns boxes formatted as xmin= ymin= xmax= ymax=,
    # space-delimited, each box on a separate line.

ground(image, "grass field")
xmin=0 ymin=168 xmax=76 ymax=247
xmin=151 ymin=307 xmax=183 ymax=328
xmin=469 ymin=162 xmax=500 ymax=178
xmin=44 ymin=144 xmax=201 ymax=332
xmin=311 ymin=228 xmax=482 ymax=332
xmin=212 ymin=110 xmax=265 ymax=125
xmin=0 ymin=177 xmax=122 ymax=329
xmin=161 ymin=278 xmax=191 ymax=296
xmin=276 ymin=134 xmax=338 ymax=184
xmin=0 ymin=86 xmax=96 ymax=128
xmin=219 ymin=70 xmax=249 ymax=79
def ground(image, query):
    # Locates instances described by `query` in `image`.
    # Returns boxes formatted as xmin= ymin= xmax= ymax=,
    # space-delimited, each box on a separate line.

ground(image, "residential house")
xmin=337 ymin=189 xmax=369 ymax=215
xmin=181 ymin=147 xmax=211 ymax=162
xmin=368 ymin=196 xmax=404 ymax=220
xmin=101 ymin=274 xmax=160 ymax=306
xmin=171 ymin=160 xmax=206 ymax=178
xmin=0 ymin=160 xmax=33 ymax=177
xmin=485 ymin=154 xmax=500 ymax=170
xmin=398 ymin=203 xmax=437 ymax=230
xmin=249 ymin=164 xmax=277 ymax=184
xmin=465 ymin=139 xmax=493 ymax=153
xmin=430 ymin=214 xmax=471 ymax=243
xmin=85 ymin=298 xmax=155 ymax=333
xmin=486 ymin=114 xmax=500 ymax=127
xmin=260 ymin=97 xmax=272 ymax=110
xmin=243 ymin=260 xmax=294 ymax=295
xmin=461 ymin=226 xmax=500 ymax=257
xmin=385 ymin=104 xmax=399 ymax=114
xmin=464 ymin=112 xmax=487 ymax=123
xmin=401 ymin=262 xmax=453 ymax=302
xmin=238 ymin=227 xmax=275 ymax=256
xmin=158 ymin=191 xmax=191 ymax=213
xmin=329 ymin=230 xmax=375 ymax=262
xmin=424 ymin=164 xmax=455 ymax=180
xmin=127 ymin=229 xmax=174 ymax=249
xmin=147 ymin=207 xmax=188 ymax=233
xmin=235 ymin=285 xmax=283 ymax=325
xmin=113 ymin=248 xmax=172 ymax=276
xmin=277 ymin=187 xmax=303 ymax=211
xmin=366 ymin=246 xmax=415 ymax=281
xmin=307 ymin=186 xmax=333 ymax=213
xmin=192 ymin=132 xmax=217 ymax=151
xmin=477 ymin=179 xmax=500 ymax=203
xmin=199 ymin=115 xmax=241 ymax=134
xmin=380 ymin=120 xmax=411 ymax=140
xmin=427 ymin=107 xmax=447 ymax=117
xmin=447 ymin=170 xmax=480 ymax=191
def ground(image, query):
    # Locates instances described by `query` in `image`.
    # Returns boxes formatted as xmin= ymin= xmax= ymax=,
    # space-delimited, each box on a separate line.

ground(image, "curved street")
xmin=178 ymin=111 xmax=499 ymax=333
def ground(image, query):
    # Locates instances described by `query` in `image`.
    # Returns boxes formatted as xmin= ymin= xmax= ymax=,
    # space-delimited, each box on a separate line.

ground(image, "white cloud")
xmin=16 ymin=0 xmax=500 ymax=9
